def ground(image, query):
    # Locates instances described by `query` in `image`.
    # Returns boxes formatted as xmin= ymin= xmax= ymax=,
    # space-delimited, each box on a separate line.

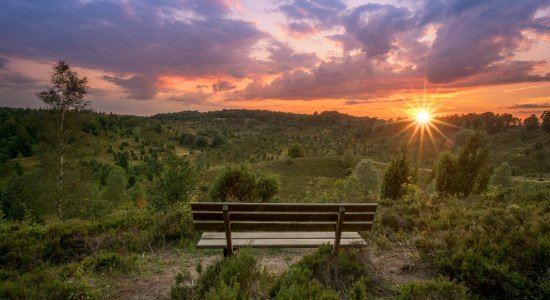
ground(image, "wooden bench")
xmin=191 ymin=202 xmax=378 ymax=256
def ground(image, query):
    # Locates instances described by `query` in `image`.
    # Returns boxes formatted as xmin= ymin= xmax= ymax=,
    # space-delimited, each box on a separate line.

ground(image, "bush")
xmin=288 ymin=143 xmax=305 ymax=158
xmin=148 ymin=154 xmax=196 ymax=211
xmin=271 ymin=245 xmax=390 ymax=298
xmin=397 ymin=277 xmax=470 ymax=300
xmin=172 ymin=249 xmax=272 ymax=299
xmin=210 ymin=164 xmax=280 ymax=202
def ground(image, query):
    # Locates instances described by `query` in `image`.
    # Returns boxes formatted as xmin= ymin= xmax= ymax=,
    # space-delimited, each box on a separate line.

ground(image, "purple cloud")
xmin=103 ymin=75 xmax=157 ymax=100
xmin=212 ymin=80 xmax=237 ymax=92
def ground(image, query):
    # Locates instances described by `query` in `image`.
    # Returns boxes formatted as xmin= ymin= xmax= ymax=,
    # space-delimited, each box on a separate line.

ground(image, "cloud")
xmin=425 ymin=0 xmax=549 ymax=83
xmin=279 ymin=0 xmax=347 ymax=31
xmin=0 ymin=57 xmax=7 ymax=69
xmin=340 ymin=4 xmax=414 ymax=57
xmin=285 ymin=22 xmax=317 ymax=38
xmin=212 ymin=80 xmax=237 ymax=92
xmin=0 ymin=0 xmax=265 ymax=79
xmin=263 ymin=41 xmax=319 ymax=73
xmin=167 ymin=91 xmax=211 ymax=105
xmin=508 ymin=103 xmax=549 ymax=109
xmin=228 ymin=54 xmax=419 ymax=101
xmin=103 ymin=75 xmax=157 ymax=100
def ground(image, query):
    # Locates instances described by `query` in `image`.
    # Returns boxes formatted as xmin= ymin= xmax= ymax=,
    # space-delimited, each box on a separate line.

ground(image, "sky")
xmin=0 ymin=0 xmax=549 ymax=119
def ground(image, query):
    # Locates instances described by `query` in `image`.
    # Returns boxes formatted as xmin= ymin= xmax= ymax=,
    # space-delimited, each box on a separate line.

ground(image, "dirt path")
xmin=106 ymin=248 xmax=312 ymax=300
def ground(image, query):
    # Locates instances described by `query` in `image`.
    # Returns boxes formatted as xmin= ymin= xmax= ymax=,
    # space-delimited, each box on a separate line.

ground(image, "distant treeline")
xmin=1 ymin=107 xmax=548 ymax=163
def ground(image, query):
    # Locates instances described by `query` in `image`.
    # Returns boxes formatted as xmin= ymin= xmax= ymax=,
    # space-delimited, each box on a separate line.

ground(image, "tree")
xmin=491 ymin=162 xmax=512 ymax=188
xmin=541 ymin=111 xmax=550 ymax=133
xmin=210 ymin=164 xmax=257 ymax=202
xmin=435 ymin=132 xmax=492 ymax=195
xmin=381 ymin=153 xmax=414 ymax=200
xmin=288 ymin=143 xmax=305 ymax=158
xmin=523 ymin=114 xmax=540 ymax=131
xmin=341 ymin=149 xmax=357 ymax=168
xmin=103 ymin=167 xmax=127 ymax=205
xmin=149 ymin=154 xmax=196 ymax=211
xmin=354 ymin=159 xmax=380 ymax=196
xmin=37 ymin=60 xmax=90 ymax=220
xmin=210 ymin=164 xmax=280 ymax=202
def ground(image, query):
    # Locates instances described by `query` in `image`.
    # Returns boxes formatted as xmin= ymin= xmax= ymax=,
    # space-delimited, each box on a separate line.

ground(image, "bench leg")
xmin=223 ymin=248 xmax=228 ymax=257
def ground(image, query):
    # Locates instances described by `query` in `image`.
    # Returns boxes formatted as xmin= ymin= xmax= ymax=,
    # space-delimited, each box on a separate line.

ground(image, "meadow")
xmin=0 ymin=106 xmax=549 ymax=299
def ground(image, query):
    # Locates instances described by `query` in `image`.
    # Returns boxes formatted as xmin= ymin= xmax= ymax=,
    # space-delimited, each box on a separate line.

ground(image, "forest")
xmin=0 ymin=64 xmax=549 ymax=299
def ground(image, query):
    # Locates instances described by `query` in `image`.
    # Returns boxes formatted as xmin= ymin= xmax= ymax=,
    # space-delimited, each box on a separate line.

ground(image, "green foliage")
xmin=541 ymin=110 xmax=550 ymax=133
xmin=435 ymin=132 xmax=491 ymax=195
xmin=288 ymin=143 xmax=305 ymax=158
xmin=341 ymin=149 xmax=357 ymax=168
xmin=523 ymin=114 xmax=540 ymax=131
xmin=397 ymin=277 xmax=470 ymax=300
xmin=491 ymin=162 xmax=512 ymax=188
xmin=148 ymin=154 xmax=196 ymax=211
xmin=271 ymin=245 xmax=389 ymax=298
xmin=354 ymin=159 xmax=381 ymax=196
xmin=381 ymin=152 xmax=414 ymax=200
xmin=210 ymin=164 xmax=280 ymax=202
xmin=103 ymin=166 xmax=127 ymax=205
xmin=82 ymin=251 xmax=137 ymax=274
xmin=172 ymin=249 xmax=272 ymax=299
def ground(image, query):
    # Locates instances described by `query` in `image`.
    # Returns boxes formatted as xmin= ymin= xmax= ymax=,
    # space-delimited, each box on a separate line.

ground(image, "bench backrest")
xmin=191 ymin=202 xmax=378 ymax=232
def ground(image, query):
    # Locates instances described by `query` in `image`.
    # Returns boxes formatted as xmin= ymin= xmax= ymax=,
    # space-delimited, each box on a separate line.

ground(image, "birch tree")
xmin=37 ymin=60 xmax=89 ymax=220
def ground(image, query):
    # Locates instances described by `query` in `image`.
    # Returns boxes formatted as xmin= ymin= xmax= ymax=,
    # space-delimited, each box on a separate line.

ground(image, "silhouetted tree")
xmin=523 ymin=114 xmax=540 ymax=131
xmin=541 ymin=111 xmax=550 ymax=133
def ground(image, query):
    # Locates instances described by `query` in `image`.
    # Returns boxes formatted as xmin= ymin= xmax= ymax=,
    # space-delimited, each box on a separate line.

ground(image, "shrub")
xmin=172 ymin=249 xmax=272 ymax=299
xmin=435 ymin=132 xmax=491 ymax=195
xmin=381 ymin=153 xmax=414 ymax=200
xmin=397 ymin=276 xmax=470 ymax=300
xmin=148 ymin=154 xmax=196 ymax=211
xmin=288 ymin=143 xmax=305 ymax=158
xmin=210 ymin=164 xmax=280 ymax=202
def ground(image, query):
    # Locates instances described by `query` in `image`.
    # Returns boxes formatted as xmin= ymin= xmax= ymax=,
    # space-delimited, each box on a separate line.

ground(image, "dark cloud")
xmin=212 ymin=80 xmax=237 ymax=92
xmin=0 ymin=57 xmax=7 ymax=69
xmin=425 ymin=0 xmax=549 ymax=83
xmin=340 ymin=4 xmax=414 ymax=57
xmin=508 ymin=103 xmax=549 ymax=109
xmin=448 ymin=60 xmax=550 ymax=87
xmin=0 ymin=0 xmax=265 ymax=78
xmin=0 ymin=70 xmax=40 ymax=89
xmin=103 ymin=75 xmax=157 ymax=100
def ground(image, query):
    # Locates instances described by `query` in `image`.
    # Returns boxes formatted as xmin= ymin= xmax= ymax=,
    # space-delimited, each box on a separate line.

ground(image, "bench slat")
xmin=197 ymin=237 xmax=365 ymax=248
xmin=193 ymin=221 xmax=372 ymax=232
xmin=192 ymin=211 xmax=375 ymax=222
xmin=200 ymin=232 xmax=362 ymax=239
xmin=191 ymin=202 xmax=377 ymax=213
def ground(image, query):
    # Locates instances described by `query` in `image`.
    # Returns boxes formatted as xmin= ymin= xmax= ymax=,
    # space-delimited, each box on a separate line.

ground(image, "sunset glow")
xmin=0 ymin=0 xmax=548 ymax=118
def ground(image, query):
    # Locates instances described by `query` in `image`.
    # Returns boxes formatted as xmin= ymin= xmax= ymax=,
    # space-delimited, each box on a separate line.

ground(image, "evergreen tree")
xmin=381 ymin=153 xmax=414 ymax=200
xmin=435 ymin=132 xmax=492 ymax=195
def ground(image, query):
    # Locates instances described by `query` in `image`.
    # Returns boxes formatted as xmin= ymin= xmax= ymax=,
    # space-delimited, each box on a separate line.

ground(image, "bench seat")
xmin=197 ymin=232 xmax=365 ymax=248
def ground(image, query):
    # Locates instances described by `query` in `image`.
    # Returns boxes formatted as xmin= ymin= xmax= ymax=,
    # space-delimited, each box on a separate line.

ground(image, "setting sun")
xmin=416 ymin=111 xmax=431 ymax=124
